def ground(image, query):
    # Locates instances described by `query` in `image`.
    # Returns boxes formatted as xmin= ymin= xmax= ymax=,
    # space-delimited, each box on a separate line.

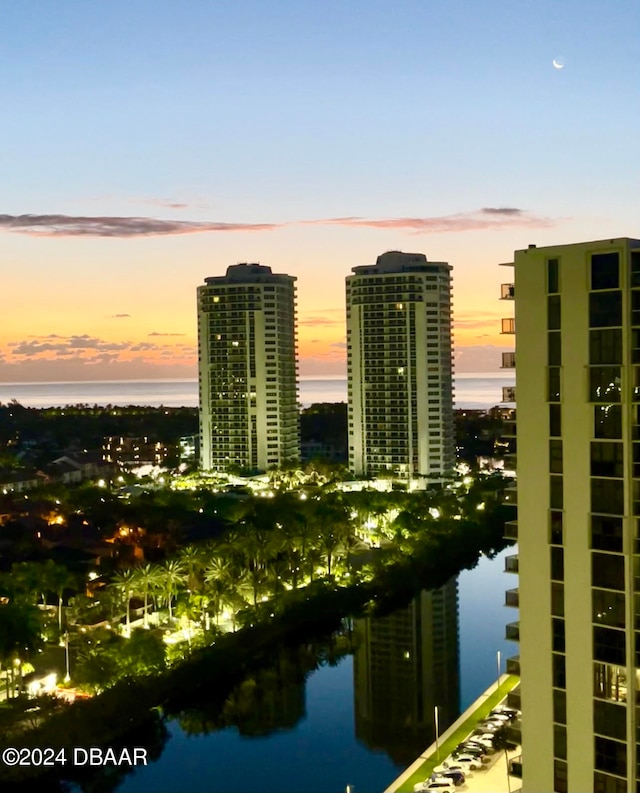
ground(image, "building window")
xmin=553 ymin=759 xmax=568 ymax=793
xmin=548 ymin=296 xmax=561 ymax=330
xmin=553 ymin=689 xmax=566 ymax=724
xmin=550 ymin=475 xmax=564 ymax=509
xmin=548 ymin=258 xmax=560 ymax=294
xmin=591 ymin=253 xmax=620 ymax=291
xmin=591 ymin=479 xmax=624 ymax=514
xmin=593 ymin=626 xmax=626 ymax=665
xmin=594 ymin=405 xmax=622 ymax=439
xmin=552 ymin=617 xmax=565 ymax=652
xmin=548 ymin=367 xmax=561 ymax=402
xmin=552 ymin=653 xmax=566 ymax=688
xmin=589 ymin=292 xmax=622 ymax=328
xmin=593 ymin=589 xmax=626 ymax=629
xmin=551 ymin=582 xmax=565 ymax=616
xmin=551 ymin=547 xmax=564 ymax=581
xmin=550 ymin=404 xmax=562 ymax=437
xmin=554 ymin=724 xmax=567 ymax=760
xmin=589 ymin=367 xmax=622 ymax=403
xmin=593 ymin=772 xmax=628 ymax=793
xmin=550 ymin=511 xmax=564 ymax=544
xmin=594 ymin=736 xmax=626 ymax=777
xmin=594 ymin=667 xmax=628 ymax=707
xmin=592 ymin=552 xmax=625 ymax=591
xmin=591 ymin=516 xmax=623 ymax=552
xmin=591 ymin=442 xmax=624 ymax=477
xmin=590 ymin=329 xmax=622 ymax=364
xmin=548 ymin=332 xmax=562 ymax=365
xmin=550 ymin=440 xmax=563 ymax=473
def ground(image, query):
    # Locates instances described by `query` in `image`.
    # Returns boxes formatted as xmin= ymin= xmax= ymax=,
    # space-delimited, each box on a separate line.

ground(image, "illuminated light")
xmin=429 ymin=508 xmax=441 ymax=519
xmin=477 ymin=502 xmax=485 ymax=511
xmin=97 ymin=479 xmax=106 ymax=488
xmin=88 ymin=572 xmax=98 ymax=581
xmin=199 ymin=508 xmax=203 ymax=513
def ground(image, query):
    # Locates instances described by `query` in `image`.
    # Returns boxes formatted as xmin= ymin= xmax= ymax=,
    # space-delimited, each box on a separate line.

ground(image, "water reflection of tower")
xmin=353 ymin=579 xmax=460 ymax=766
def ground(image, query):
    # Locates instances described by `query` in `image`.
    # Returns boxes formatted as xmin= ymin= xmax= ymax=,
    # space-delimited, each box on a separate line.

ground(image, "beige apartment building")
xmin=346 ymin=251 xmax=455 ymax=487
xmin=197 ymin=263 xmax=299 ymax=472
xmin=502 ymin=237 xmax=640 ymax=793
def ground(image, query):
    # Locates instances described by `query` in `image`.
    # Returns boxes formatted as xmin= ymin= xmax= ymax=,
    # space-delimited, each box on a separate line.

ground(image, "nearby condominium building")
xmin=501 ymin=237 xmax=640 ymax=793
xmin=346 ymin=251 xmax=454 ymax=486
xmin=197 ymin=263 xmax=299 ymax=472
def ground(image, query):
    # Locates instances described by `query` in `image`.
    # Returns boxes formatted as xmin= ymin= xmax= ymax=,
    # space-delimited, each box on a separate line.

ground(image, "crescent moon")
xmin=552 ymin=59 xmax=564 ymax=70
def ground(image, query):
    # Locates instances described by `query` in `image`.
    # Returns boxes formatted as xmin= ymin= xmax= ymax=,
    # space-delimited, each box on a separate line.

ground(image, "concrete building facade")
xmin=346 ymin=251 xmax=454 ymax=487
xmin=197 ymin=263 xmax=299 ymax=472
xmin=503 ymin=237 xmax=640 ymax=793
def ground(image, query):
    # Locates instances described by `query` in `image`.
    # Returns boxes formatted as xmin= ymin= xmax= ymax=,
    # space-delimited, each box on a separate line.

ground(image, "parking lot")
xmin=384 ymin=675 xmax=521 ymax=793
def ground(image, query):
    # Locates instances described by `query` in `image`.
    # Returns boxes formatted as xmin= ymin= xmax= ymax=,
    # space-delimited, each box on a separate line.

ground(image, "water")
xmin=0 ymin=373 xmax=514 ymax=410
xmin=113 ymin=548 xmax=517 ymax=793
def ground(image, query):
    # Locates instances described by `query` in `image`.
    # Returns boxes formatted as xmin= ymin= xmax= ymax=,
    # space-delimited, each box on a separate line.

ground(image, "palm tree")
xmin=159 ymin=559 xmax=186 ymax=624
xmin=131 ymin=563 xmax=162 ymax=628
xmin=110 ymin=569 xmax=137 ymax=635
xmin=42 ymin=560 xmax=77 ymax=633
xmin=0 ymin=602 xmax=44 ymax=698
xmin=178 ymin=544 xmax=207 ymax=593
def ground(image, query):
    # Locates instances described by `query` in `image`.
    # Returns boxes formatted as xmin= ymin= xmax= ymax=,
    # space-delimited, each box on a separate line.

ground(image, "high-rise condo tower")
xmin=346 ymin=251 xmax=454 ymax=487
xmin=500 ymin=237 xmax=640 ymax=793
xmin=197 ymin=263 xmax=299 ymax=473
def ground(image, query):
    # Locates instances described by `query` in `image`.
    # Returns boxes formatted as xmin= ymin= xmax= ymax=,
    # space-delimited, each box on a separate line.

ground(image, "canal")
xmin=115 ymin=546 xmax=518 ymax=793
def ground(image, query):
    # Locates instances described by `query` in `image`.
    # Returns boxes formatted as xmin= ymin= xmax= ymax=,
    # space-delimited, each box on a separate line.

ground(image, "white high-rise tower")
xmin=346 ymin=251 xmax=454 ymax=487
xmin=197 ymin=263 xmax=299 ymax=473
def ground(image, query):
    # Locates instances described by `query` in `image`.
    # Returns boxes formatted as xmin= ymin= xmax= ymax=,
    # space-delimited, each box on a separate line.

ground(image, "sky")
xmin=2 ymin=0 xmax=639 ymax=382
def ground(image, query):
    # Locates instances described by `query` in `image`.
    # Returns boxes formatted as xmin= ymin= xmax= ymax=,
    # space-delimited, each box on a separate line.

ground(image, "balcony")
xmin=501 ymin=351 xmax=516 ymax=369
xmin=506 ymin=654 xmax=520 ymax=675
xmin=501 ymin=283 xmax=515 ymax=300
xmin=504 ymin=451 xmax=517 ymax=468
xmin=505 ymin=520 xmax=518 ymax=540
xmin=507 ymin=683 xmax=521 ymax=710
xmin=502 ymin=386 xmax=516 ymax=403
xmin=509 ymin=754 xmax=523 ymax=779
xmin=502 ymin=419 xmax=517 ymax=438
xmin=504 ymin=486 xmax=517 ymax=506
xmin=506 ymin=719 xmax=522 ymax=746
xmin=505 ymin=588 xmax=520 ymax=608
xmin=505 ymin=554 xmax=519 ymax=574
xmin=501 ymin=317 xmax=516 ymax=334
xmin=506 ymin=621 xmax=520 ymax=641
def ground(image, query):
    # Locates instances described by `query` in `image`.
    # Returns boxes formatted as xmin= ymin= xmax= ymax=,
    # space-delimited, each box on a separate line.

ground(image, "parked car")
xmin=453 ymin=742 xmax=486 ymax=758
xmin=490 ymin=705 xmax=520 ymax=720
xmin=433 ymin=761 xmax=467 ymax=778
xmin=464 ymin=737 xmax=495 ymax=753
xmin=447 ymin=753 xmax=483 ymax=770
xmin=472 ymin=731 xmax=501 ymax=743
xmin=431 ymin=770 xmax=465 ymax=786
xmin=485 ymin=711 xmax=511 ymax=723
xmin=413 ymin=778 xmax=456 ymax=793
xmin=478 ymin=719 xmax=508 ymax=732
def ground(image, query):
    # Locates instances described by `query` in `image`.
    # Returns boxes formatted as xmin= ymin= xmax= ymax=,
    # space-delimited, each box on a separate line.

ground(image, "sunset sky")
xmin=2 ymin=0 xmax=638 ymax=382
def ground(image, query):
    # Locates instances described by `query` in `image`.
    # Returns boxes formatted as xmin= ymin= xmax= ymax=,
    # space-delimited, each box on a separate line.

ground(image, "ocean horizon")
xmin=0 ymin=372 xmax=514 ymax=411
